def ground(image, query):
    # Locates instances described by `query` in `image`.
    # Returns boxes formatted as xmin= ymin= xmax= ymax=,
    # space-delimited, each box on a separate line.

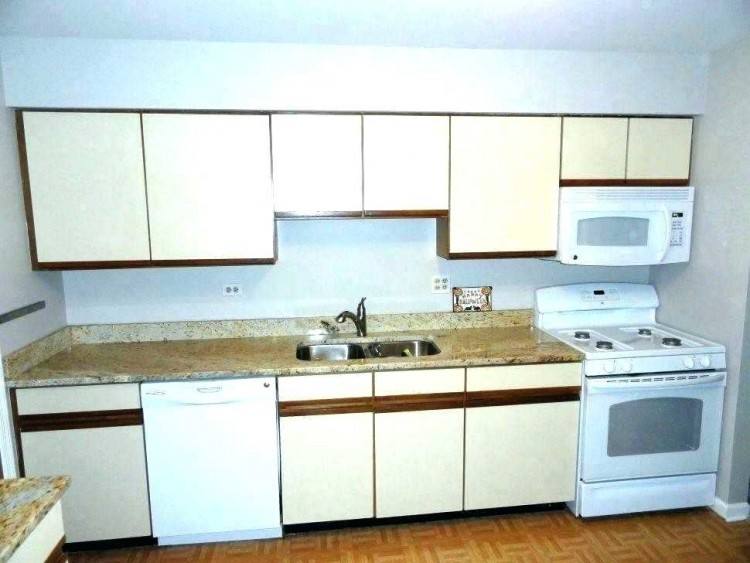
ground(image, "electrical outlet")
xmin=222 ymin=284 xmax=243 ymax=297
xmin=431 ymin=275 xmax=450 ymax=294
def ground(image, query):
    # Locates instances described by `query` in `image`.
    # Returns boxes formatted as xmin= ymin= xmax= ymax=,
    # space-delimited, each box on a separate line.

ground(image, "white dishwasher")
xmin=141 ymin=378 xmax=281 ymax=545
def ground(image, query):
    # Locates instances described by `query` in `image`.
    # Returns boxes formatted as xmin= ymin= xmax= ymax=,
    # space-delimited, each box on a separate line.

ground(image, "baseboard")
xmin=711 ymin=497 xmax=750 ymax=522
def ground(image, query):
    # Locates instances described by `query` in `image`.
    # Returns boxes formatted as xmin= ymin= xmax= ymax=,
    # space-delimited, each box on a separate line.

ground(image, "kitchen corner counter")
xmin=0 ymin=476 xmax=70 ymax=562
xmin=7 ymin=326 xmax=582 ymax=388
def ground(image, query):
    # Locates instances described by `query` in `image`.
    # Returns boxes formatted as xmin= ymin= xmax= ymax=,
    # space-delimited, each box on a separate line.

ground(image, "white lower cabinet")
xmin=16 ymin=384 xmax=152 ymax=544
xmin=278 ymin=373 xmax=374 ymax=524
xmin=280 ymin=412 xmax=374 ymax=524
xmin=374 ymin=369 xmax=465 ymax=518
xmin=464 ymin=401 xmax=580 ymax=510
xmin=375 ymin=408 xmax=464 ymax=517
xmin=21 ymin=426 xmax=152 ymax=543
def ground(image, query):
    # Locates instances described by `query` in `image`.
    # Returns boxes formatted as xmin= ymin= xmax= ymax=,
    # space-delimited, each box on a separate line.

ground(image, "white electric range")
xmin=535 ymin=283 xmax=726 ymax=518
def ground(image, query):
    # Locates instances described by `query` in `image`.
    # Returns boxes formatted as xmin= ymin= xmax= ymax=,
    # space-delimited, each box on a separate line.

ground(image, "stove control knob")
xmin=699 ymin=355 xmax=711 ymax=368
xmin=603 ymin=360 xmax=616 ymax=374
xmin=621 ymin=360 xmax=633 ymax=373
xmin=683 ymin=356 xmax=695 ymax=369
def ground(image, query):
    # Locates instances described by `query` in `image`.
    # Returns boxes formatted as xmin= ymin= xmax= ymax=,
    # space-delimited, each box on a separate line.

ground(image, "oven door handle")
xmin=587 ymin=372 xmax=726 ymax=393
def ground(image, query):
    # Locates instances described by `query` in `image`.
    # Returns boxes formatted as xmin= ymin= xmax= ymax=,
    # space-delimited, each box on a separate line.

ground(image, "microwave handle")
xmin=655 ymin=208 xmax=671 ymax=262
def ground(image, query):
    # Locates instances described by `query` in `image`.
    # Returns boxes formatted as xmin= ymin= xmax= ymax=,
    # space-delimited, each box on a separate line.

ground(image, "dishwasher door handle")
xmin=196 ymin=386 xmax=222 ymax=393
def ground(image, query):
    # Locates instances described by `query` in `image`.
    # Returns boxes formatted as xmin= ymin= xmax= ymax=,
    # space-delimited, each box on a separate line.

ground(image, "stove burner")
xmin=574 ymin=331 xmax=591 ymax=341
xmin=595 ymin=340 xmax=614 ymax=350
xmin=637 ymin=328 xmax=653 ymax=337
xmin=662 ymin=337 xmax=683 ymax=347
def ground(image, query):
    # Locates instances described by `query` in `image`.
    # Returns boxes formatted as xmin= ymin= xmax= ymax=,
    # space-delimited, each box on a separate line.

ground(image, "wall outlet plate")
xmin=222 ymin=284 xmax=243 ymax=297
xmin=432 ymin=275 xmax=450 ymax=294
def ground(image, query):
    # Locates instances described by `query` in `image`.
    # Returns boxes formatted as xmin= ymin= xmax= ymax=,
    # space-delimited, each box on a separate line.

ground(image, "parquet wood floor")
xmin=67 ymin=508 xmax=750 ymax=562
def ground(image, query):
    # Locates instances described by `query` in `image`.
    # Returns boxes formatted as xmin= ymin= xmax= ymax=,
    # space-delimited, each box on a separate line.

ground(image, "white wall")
xmin=651 ymin=36 xmax=750 ymax=506
xmin=63 ymin=219 xmax=649 ymax=324
xmin=0 ymin=54 xmax=66 ymax=355
xmin=0 ymin=37 xmax=707 ymax=114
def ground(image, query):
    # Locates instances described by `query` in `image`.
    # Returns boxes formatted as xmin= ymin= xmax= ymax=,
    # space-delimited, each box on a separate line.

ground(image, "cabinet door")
xmin=272 ymin=114 xmax=362 ymax=216
xmin=375 ymin=409 xmax=463 ymax=517
xmin=626 ymin=118 xmax=693 ymax=181
xmin=363 ymin=115 xmax=449 ymax=215
xmin=278 ymin=373 xmax=373 ymax=524
xmin=21 ymin=111 xmax=150 ymax=265
xmin=464 ymin=364 xmax=581 ymax=510
xmin=445 ymin=116 xmax=561 ymax=257
xmin=280 ymin=412 xmax=374 ymax=524
xmin=142 ymin=114 xmax=275 ymax=262
xmin=464 ymin=401 xmax=579 ymax=510
xmin=561 ymin=117 xmax=628 ymax=181
xmin=21 ymin=426 xmax=151 ymax=543
xmin=374 ymin=369 xmax=464 ymax=518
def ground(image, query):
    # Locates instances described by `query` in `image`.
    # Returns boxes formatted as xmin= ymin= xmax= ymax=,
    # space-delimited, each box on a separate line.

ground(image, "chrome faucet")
xmin=336 ymin=297 xmax=367 ymax=337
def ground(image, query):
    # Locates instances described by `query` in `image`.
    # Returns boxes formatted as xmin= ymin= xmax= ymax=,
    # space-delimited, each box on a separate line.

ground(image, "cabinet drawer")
xmin=16 ymin=384 xmax=141 ymax=415
xmin=467 ymin=364 xmax=581 ymax=392
xmin=375 ymin=369 xmax=464 ymax=396
xmin=278 ymin=373 xmax=372 ymax=401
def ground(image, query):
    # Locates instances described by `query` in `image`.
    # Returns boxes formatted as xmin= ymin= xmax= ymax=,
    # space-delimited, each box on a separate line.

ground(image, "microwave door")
xmin=562 ymin=210 xmax=669 ymax=266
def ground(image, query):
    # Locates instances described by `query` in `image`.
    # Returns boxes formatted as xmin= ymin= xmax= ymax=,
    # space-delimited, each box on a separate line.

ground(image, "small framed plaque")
xmin=453 ymin=286 xmax=492 ymax=312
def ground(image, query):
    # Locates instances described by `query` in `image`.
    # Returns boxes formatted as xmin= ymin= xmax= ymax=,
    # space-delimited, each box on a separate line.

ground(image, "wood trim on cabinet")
xmin=364 ymin=210 xmax=449 ymax=218
xmin=559 ymin=179 xmax=625 ymax=187
xmin=374 ymin=392 xmax=465 ymax=413
xmin=560 ymin=179 xmax=689 ymax=187
xmin=624 ymin=179 xmax=690 ymax=186
xmin=18 ymin=409 xmax=144 ymax=432
xmin=279 ymin=397 xmax=374 ymax=417
xmin=275 ymin=211 xmax=364 ymax=219
xmin=445 ymin=250 xmax=557 ymax=260
xmin=45 ymin=536 xmax=66 ymax=563
xmin=9 ymin=389 xmax=25 ymax=476
xmin=465 ymin=386 xmax=580 ymax=408
xmin=16 ymin=112 xmax=40 ymax=269
xmin=33 ymin=258 xmax=275 ymax=271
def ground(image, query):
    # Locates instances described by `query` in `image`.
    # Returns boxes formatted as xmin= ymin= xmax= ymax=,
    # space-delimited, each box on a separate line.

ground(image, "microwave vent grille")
xmin=592 ymin=188 xmax=691 ymax=201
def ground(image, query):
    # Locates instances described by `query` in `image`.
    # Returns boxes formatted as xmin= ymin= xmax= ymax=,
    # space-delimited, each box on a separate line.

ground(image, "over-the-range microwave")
xmin=556 ymin=186 xmax=694 ymax=266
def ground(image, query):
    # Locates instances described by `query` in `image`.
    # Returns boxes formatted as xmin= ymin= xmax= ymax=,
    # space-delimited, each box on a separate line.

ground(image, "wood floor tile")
xmin=67 ymin=508 xmax=750 ymax=562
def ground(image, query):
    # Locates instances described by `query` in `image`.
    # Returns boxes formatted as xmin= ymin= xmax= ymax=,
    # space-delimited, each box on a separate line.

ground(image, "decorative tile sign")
xmin=453 ymin=286 xmax=492 ymax=312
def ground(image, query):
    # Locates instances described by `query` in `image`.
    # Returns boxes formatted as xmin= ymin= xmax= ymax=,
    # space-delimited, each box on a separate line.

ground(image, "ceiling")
xmin=1 ymin=0 xmax=749 ymax=53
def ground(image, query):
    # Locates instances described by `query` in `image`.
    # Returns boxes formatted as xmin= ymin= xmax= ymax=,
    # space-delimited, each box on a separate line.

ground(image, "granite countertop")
xmin=0 ymin=476 xmax=70 ymax=562
xmin=8 ymin=326 xmax=582 ymax=388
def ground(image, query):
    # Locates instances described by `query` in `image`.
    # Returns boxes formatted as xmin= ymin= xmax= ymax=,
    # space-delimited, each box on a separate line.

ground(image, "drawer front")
xmin=277 ymin=373 xmax=372 ymax=401
xmin=16 ymin=384 xmax=141 ymax=415
xmin=467 ymin=364 xmax=581 ymax=392
xmin=374 ymin=369 xmax=464 ymax=396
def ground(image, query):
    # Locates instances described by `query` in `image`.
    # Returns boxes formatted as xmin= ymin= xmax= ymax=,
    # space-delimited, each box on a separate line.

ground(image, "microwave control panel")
xmin=670 ymin=212 xmax=686 ymax=246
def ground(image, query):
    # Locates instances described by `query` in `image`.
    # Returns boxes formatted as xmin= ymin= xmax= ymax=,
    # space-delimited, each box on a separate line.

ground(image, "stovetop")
xmin=549 ymin=324 xmax=718 ymax=358
xmin=548 ymin=324 xmax=723 ymax=358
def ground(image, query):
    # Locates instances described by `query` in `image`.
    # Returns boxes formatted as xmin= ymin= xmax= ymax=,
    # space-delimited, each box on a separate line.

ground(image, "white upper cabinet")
xmin=271 ymin=114 xmax=362 ymax=215
xmin=561 ymin=117 xmax=628 ymax=181
xmin=21 ymin=111 xmax=150 ymax=265
xmin=626 ymin=118 xmax=693 ymax=181
xmin=444 ymin=116 xmax=561 ymax=256
xmin=363 ymin=115 xmax=449 ymax=214
xmin=142 ymin=114 xmax=275 ymax=262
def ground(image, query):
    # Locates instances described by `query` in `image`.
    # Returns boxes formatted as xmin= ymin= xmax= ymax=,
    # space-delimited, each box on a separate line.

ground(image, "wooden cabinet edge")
xmin=16 ymin=112 xmax=40 ymax=268
xmin=465 ymin=386 xmax=580 ymax=408
xmin=364 ymin=210 xmax=449 ymax=218
xmin=443 ymin=250 xmax=557 ymax=260
xmin=560 ymin=179 xmax=689 ymax=187
xmin=18 ymin=409 xmax=144 ymax=432
xmin=275 ymin=211 xmax=362 ymax=219
xmin=33 ymin=257 xmax=276 ymax=270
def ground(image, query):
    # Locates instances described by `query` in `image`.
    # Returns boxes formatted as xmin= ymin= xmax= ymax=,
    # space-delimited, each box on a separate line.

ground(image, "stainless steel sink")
xmin=295 ymin=343 xmax=367 ymax=361
xmin=296 ymin=339 xmax=440 ymax=361
xmin=366 ymin=340 xmax=441 ymax=358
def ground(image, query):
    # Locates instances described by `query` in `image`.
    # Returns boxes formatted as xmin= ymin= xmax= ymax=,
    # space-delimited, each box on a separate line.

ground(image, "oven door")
xmin=580 ymin=372 xmax=725 ymax=483
xmin=558 ymin=208 xmax=672 ymax=266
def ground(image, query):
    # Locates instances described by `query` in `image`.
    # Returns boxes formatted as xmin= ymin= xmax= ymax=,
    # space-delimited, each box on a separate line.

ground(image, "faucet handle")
xmin=357 ymin=297 xmax=366 ymax=316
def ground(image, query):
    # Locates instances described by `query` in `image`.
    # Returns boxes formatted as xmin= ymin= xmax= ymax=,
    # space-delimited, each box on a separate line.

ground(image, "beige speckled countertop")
xmin=0 ymin=476 xmax=70 ymax=562
xmin=8 ymin=326 xmax=581 ymax=388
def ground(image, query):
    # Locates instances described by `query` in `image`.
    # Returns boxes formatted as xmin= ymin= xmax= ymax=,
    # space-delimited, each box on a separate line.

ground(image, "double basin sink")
xmin=296 ymin=339 xmax=440 ymax=361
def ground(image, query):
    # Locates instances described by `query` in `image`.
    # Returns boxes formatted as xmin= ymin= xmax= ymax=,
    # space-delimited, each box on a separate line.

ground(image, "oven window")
xmin=577 ymin=217 xmax=649 ymax=247
xmin=607 ymin=398 xmax=703 ymax=457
